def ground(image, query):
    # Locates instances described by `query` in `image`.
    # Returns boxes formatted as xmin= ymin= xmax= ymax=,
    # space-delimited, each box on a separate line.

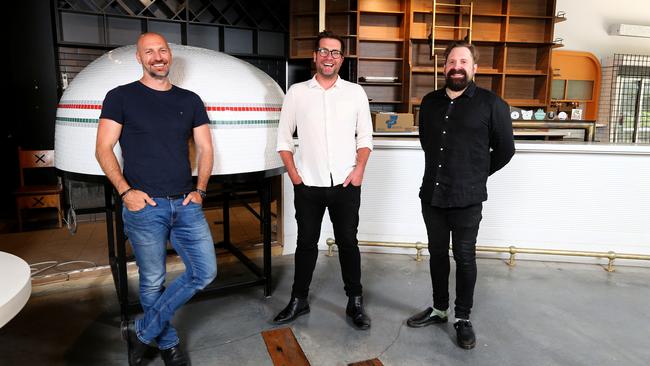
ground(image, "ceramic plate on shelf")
xmin=510 ymin=111 xmax=520 ymax=119
xmin=558 ymin=111 xmax=568 ymax=120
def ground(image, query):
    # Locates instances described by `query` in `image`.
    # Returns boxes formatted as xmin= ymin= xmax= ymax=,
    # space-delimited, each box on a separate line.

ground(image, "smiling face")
xmin=443 ymin=46 xmax=477 ymax=92
xmin=313 ymin=37 xmax=344 ymax=79
xmin=136 ymin=33 xmax=172 ymax=80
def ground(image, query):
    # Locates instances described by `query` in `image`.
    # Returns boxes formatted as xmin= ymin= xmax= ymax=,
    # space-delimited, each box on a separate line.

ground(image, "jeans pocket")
xmin=125 ymin=204 xmax=149 ymax=214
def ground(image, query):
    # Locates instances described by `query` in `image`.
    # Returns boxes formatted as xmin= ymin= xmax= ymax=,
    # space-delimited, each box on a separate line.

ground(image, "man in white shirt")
xmin=273 ymin=30 xmax=374 ymax=330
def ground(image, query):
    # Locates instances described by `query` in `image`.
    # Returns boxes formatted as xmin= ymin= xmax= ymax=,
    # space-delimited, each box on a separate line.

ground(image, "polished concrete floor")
xmin=0 ymin=252 xmax=648 ymax=366
xmin=0 ymin=203 xmax=275 ymax=269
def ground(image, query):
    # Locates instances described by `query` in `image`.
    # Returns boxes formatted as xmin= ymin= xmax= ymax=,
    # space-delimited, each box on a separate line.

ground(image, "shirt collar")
xmin=464 ymin=81 xmax=477 ymax=97
xmin=438 ymin=81 xmax=477 ymax=100
xmin=308 ymin=74 xmax=342 ymax=89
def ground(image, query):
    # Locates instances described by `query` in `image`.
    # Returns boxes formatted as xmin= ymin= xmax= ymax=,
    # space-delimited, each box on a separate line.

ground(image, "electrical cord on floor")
xmin=29 ymin=260 xmax=97 ymax=281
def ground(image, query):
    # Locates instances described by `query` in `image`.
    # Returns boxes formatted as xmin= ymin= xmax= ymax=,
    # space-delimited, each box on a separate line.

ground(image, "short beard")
xmin=147 ymin=69 xmax=169 ymax=80
xmin=445 ymin=69 xmax=469 ymax=92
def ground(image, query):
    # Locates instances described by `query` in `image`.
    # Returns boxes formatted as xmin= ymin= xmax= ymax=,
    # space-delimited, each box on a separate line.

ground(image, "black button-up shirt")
xmin=418 ymin=82 xmax=515 ymax=208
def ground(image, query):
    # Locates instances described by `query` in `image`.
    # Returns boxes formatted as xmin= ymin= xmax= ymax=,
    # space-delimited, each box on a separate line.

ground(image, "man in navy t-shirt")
xmin=96 ymin=32 xmax=216 ymax=366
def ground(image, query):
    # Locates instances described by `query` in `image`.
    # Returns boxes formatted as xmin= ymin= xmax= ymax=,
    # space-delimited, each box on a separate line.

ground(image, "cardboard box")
xmin=372 ymin=112 xmax=414 ymax=132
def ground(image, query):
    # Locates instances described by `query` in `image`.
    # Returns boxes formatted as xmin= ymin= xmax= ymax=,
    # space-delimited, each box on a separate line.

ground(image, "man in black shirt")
xmin=406 ymin=41 xmax=515 ymax=350
xmin=96 ymin=32 xmax=216 ymax=366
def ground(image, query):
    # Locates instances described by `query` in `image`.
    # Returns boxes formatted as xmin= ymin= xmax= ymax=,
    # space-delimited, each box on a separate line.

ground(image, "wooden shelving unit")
xmin=358 ymin=0 xmax=406 ymax=110
xmin=290 ymin=0 xmax=560 ymax=114
xmin=408 ymin=0 xmax=559 ymax=114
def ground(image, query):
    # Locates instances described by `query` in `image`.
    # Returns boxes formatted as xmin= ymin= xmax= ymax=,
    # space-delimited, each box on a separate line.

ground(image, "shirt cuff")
xmin=356 ymin=141 xmax=373 ymax=151
xmin=276 ymin=143 xmax=295 ymax=153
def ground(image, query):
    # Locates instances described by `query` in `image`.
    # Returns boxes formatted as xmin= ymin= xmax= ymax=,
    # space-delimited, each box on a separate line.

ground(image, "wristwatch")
xmin=195 ymin=189 xmax=207 ymax=199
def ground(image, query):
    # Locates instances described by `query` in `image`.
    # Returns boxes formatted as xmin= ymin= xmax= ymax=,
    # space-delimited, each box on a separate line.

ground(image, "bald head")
xmin=137 ymin=32 xmax=169 ymax=52
xmin=135 ymin=32 xmax=172 ymax=81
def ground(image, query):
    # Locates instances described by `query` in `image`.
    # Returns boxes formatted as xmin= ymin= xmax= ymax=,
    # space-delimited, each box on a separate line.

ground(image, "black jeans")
xmin=421 ymin=202 xmax=482 ymax=319
xmin=291 ymin=183 xmax=363 ymax=298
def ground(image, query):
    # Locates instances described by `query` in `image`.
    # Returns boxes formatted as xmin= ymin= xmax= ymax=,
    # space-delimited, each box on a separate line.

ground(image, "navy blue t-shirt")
xmin=100 ymin=81 xmax=210 ymax=196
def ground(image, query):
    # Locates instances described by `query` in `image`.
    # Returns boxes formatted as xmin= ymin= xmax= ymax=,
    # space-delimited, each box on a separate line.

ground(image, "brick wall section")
xmin=57 ymin=47 xmax=106 ymax=84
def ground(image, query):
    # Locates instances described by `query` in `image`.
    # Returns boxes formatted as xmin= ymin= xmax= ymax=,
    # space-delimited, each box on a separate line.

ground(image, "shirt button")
xmin=435 ymin=182 xmax=439 ymax=186
xmin=443 ymin=131 xmax=447 ymax=134
xmin=451 ymin=101 xmax=454 ymax=104
xmin=445 ymin=116 xmax=449 ymax=119
xmin=438 ymin=164 xmax=442 ymax=168
xmin=440 ymin=147 xmax=444 ymax=151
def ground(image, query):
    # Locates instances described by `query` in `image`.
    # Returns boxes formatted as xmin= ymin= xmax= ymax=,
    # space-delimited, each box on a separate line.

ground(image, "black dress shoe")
xmin=346 ymin=295 xmax=371 ymax=330
xmin=121 ymin=320 xmax=154 ymax=366
xmin=406 ymin=307 xmax=448 ymax=328
xmin=453 ymin=320 xmax=476 ymax=350
xmin=161 ymin=344 xmax=191 ymax=366
xmin=273 ymin=297 xmax=310 ymax=324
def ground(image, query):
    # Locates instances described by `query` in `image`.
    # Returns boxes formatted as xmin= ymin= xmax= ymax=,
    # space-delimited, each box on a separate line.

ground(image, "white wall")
xmin=555 ymin=0 xmax=650 ymax=62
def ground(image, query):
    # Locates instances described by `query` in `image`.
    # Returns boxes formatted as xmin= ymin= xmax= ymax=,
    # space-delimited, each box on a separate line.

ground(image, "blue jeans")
xmin=123 ymin=197 xmax=217 ymax=349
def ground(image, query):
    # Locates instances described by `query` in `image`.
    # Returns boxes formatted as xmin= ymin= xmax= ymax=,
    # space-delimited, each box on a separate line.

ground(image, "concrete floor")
xmin=0 ymin=252 xmax=648 ymax=366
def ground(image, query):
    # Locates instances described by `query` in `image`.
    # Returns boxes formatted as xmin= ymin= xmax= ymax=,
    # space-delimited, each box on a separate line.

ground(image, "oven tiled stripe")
xmin=55 ymin=117 xmax=279 ymax=128
xmin=58 ymin=102 xmax=282 ymax=112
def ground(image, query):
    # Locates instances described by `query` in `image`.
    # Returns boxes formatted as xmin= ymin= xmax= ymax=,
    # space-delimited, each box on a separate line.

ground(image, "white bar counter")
xmin=281 ymin=140 xmax=650 ymax=266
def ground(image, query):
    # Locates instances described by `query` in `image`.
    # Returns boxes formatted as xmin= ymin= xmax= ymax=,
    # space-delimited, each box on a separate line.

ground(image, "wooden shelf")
xmin=551 ymin=99 xmax=596 ymax=103
xmin=291 ymin=11 xmax=318 ymax=16
xmin=369 ymin=100 xmax=403 ymax=104
xmin=359 ymin=82 xmax=403 ymax=86
xmin=360 ymin=10 xmax=405 ymax=15
xmin=505 ymin=70 xmax=548 ymax=76
xmin=506 ymin=99 xmax=548 ymax=107
xmin=473 ymin=13 xmax=507 ymax=17
xmin=412 ymin=66 xmax=436 ymax=73
xmin=359 ymin=37 xmax=404 ymax=42
xmin=477 ymin=68 xmax=503 ymax=75
xmin=509 ymin=14 xmax=555 ymax=19
xmin=359 ymin=57 xmax=403 ymax=61
xmin=328 ymin=11 xmax=358 ymax=15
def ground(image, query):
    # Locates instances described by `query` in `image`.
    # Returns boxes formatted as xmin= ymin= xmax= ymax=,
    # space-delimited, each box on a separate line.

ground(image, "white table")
xmin=0 ymin=251 xmax=31 ymax=327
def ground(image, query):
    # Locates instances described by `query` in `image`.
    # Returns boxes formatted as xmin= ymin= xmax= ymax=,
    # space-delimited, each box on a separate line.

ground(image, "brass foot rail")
xmin=325 ymin=238 xmax=650 ymax=272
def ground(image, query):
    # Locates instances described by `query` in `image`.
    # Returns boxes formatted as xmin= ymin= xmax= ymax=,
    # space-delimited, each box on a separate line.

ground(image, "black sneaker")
xmin=453 ymin=320 xmax=476 ymax=350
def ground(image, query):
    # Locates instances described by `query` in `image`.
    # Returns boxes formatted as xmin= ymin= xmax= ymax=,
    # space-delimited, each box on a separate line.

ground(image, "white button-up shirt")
xmin=276 ymin=75 xmax=373 ymax=187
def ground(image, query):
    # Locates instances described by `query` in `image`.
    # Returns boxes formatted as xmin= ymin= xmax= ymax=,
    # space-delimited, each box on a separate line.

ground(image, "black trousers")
xmin=421 ymin=201 xmax=482 ymax=319
xmin=291 ymin=183 xmax=363 ymax=298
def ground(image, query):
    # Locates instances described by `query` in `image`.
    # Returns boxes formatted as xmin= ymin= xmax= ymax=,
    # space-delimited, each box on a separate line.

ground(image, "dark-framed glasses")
xmin=316 ymin=48 xmax=343 ymax=59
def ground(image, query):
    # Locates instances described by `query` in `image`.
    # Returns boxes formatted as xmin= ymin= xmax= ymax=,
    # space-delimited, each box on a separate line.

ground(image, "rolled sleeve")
xmin=355 ymin=86 xmax=373 ymax=151
xmin=276 ymin=87 xmax=297 ymax=153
